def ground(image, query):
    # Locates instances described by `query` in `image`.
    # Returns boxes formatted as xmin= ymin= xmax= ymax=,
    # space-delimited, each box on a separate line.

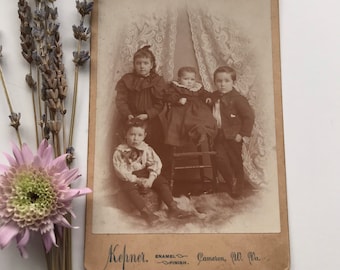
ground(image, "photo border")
xmin=84 ymin=0 xmax=290 ymax=269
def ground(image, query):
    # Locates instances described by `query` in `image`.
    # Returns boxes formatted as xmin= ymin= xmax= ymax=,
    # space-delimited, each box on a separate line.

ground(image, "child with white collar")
xmin=212 ymin=66 xmax=255 ymax=198
xmin=164 ymin=66 xmax=217 ymax=146
xmin=113 ymin=118 xmax=190 ymax=225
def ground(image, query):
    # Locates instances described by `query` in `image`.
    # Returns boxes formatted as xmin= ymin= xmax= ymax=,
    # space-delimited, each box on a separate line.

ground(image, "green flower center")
xmin=8 ymin=169 xmax=57 ymax=228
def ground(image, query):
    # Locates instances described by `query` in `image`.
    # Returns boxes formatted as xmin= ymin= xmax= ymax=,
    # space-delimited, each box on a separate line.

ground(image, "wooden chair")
xmin=169 ymin=137 xmax=218 ymax=196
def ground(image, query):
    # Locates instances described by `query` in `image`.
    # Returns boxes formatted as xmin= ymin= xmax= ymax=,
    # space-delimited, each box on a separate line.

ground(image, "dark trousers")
xmin=119 ymin=173 xmax=174 ymax=212
xmin=214 ymin=131 xmax=244 ymax=192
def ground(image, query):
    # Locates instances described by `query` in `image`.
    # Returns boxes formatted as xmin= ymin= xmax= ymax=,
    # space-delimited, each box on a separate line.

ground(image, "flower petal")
xmin=21 ymin=144 xmax=34 ymax=165
xmin=18 ymin=245 xmax=28 ymax=259
xmin=38 ymin=140 xmax=53 ymax=167
xmin=42 ymin=230 xmax=57 ymax=253
xmin=0 ymin=164 xmax=9 ymax=174
xmin=0 ymin=221 xmax=20 ymax=248
xmin=48 ymin=154 xmax=68 ymax=172
xmin=32 ymin=155 xmax=42 ymax=168
xmin=16 ymin=228 xmax=30 ymax=258
xmin=60 ymin=188 xmax=92 ymax=202
xmin=12 ymin=143 xmax=25 ymax=165
xmin=17 ymin=228 xmax=30 ymax=247
xmin=59 ymin=168 xmax=80 ymax=185
xmin=57 ymin=216 xmax=73 ymax=228
xmin=2 ymin=152 xmax=17 ymax=167
xmin=37 ymin=140 xmax=49 ymax=157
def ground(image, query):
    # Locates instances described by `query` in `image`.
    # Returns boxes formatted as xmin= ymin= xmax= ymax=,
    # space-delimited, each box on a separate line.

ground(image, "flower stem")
xmin=68 ymin=41 xmax=81 ymax=149
xmin=62 ymin=103 xmax=66 ymax=152
xmin=36 ymin=67 xmax=44 ymax=140
xmin=30 ymin=66 xmax=40 ymax=148
xmin=68 ymin=66 xmax=78 ymax=148
xmin=0 ymin=64 xmax=23 ymax=148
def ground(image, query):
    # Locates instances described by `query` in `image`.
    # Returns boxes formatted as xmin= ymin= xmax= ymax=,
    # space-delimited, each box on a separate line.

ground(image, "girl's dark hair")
xmin=177 ymin=66 xmax=196 ymax=77
xmin=126 ymin=117 xmax=148 ymax=133
xmin=213 ymin=66 xmax=237 ymax=82
xmin=133 ymin=45 xmax=156 ymax=74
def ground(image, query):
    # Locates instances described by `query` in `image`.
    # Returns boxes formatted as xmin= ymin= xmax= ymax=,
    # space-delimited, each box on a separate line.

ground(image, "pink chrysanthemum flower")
xmin=0 ymin=140 xmax=91 ymax=258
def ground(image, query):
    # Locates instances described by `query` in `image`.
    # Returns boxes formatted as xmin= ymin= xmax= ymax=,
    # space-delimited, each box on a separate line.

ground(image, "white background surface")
xmin=0 ymin=0 xmax=340 ymax=269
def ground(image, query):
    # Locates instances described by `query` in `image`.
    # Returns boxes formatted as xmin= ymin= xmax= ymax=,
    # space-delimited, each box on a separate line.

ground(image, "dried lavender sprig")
xmin=76 ymin=0 xmax=94 ymax=17
xmin=67 ymin=0 xmax=93 ymax=160
xmin=30 ymin=1 xmax=48 ymax=143
xmin=18 ymin=0 xmax=40 ymax=148
xmin=33 ymin=1 xmax=66 ymax=157
xmin=33 ymin=2 xmax=72 ymax=270
xmin=0 ymin=46 xmax=23 ymax=148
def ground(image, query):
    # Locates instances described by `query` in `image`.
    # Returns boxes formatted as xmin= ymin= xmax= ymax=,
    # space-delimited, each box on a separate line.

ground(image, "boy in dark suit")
xmin=212 ymin=66 xmax=255 ymax=198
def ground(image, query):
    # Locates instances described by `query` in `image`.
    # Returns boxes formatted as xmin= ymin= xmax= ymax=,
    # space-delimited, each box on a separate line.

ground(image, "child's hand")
xmin=128 ymin=114 xmax=134 ymax=120
xmin=144 ymin=177 xmax=155 ymax=188
xmin=136 ymin=177 xmax=146 ymax=185
xmin=242 ymin=136 xmax=250 ymax=144
xmin=235 ymin=134 xmax=243 ymax=143
xmin=178 ymin=97 xmax=187 ymax=105
xmin=205 ymin=98 xmax=212 ymax=104
xmin=136 ymin=114 xmax=148 ymax=120
xmin=137 ymin=177 xmax=155 ymax=188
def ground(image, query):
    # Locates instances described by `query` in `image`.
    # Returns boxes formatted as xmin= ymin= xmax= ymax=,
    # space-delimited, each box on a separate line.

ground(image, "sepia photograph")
xmin=90 ymin=0 xmax=282 ymax=235
xmin=85 ymin=0 xmax=289 ymax=269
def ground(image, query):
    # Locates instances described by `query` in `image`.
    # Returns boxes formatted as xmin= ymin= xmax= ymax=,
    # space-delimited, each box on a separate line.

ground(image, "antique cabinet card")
xmin=85 ymin=0 xmax=289 ymax=269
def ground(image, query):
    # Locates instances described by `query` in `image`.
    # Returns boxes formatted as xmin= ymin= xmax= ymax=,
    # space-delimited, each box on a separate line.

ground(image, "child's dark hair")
xmin=133 ymin=45 xmax=156 ymax=74
xmin=213 ymin=66 xmax=237 ymax=82
xmin=126 ymin=117 xmax=148 ymax=133
xmin=178 ymin=66 xmax=196 ymax=77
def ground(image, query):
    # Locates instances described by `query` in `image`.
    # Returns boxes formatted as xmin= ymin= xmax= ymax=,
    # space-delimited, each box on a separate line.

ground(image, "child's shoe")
xmin=231 ymin=178 xmax=244 ymax=199
xmin=140 ymin=207 xmax=159 ymax=225
xmin=168 ymin=201 xmax=192 ymax=219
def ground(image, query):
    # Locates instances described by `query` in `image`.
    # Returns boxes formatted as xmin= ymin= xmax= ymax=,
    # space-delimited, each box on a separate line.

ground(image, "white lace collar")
xmin=172 ymin=80 xmax=202 ymax=92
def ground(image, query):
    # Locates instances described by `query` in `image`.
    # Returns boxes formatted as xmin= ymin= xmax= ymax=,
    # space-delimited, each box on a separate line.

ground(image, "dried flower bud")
xmin=76 ymin=0 xmax=94 ymax=17
xmin=73 ymin=50 xmax=90 ymax=66
xmin=20 ymin=23 xmax=32 ymax=36
xmin=25 ymin=74 xmax=37 ymax=90
xmin=32 ymin=50 xmax=41 ymax=65
xmin=46 ymin=22 xmax=60 ymax=36
xmin=72 ymin=24 xmax=91 ymax=41
xmin=46 ymin=88 xmax=59 ymax=100
xmin=32 ymin=26 xmax=45 ymax=42
xmin=9 ymin=112 xmax=21 ymax=129
xmin=43 ymin=125 xmax=50 ymax=140
xmin=47 ymin=120 xmax=61 ymax=133
xmin=21 ymin=51 xmax=33 ymax=64
xmin=66 ymin=146 xmax=75 ymax=165
xmin=49 ymin=7 xmax=58 ymax=20
xmin=18 ymin=0 xmax=32 ymax=22
xmin=43 ymin=72 xmax=58 ymax=89
xmin=34 ymin=8 xmax=47 ymax=22
xmin=57 ymin=75 xmax=68 ymax=99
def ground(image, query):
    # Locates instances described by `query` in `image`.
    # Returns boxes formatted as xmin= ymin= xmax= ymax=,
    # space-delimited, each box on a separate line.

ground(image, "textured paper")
xmin=85 ymin=0 xmax=289 ymax=269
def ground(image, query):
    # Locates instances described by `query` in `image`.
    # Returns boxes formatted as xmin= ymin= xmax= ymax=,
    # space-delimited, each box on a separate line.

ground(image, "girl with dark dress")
xmin=115 ymin=45 xmax=167 ymax=155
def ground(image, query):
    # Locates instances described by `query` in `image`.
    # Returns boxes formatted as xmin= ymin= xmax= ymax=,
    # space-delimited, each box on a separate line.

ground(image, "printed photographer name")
xmin=104 ymin=244 xmax=148 ymax=270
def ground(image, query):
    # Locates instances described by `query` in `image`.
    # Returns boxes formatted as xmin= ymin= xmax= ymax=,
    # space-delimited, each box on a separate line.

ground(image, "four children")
xmin=114 ymin=46 xmax=255 ymax=224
